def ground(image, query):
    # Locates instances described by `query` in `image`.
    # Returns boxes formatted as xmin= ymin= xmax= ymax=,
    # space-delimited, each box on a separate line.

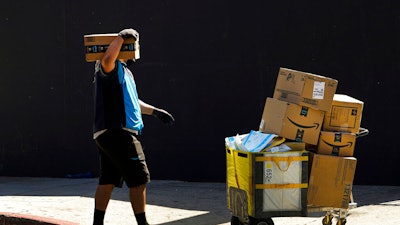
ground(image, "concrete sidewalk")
xmin=0 ymin=177 xmax=399 ymax=225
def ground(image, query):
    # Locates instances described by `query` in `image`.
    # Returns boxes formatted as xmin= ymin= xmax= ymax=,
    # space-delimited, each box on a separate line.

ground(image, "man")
xmin=92 ymin=28 xmax=175 ymax=225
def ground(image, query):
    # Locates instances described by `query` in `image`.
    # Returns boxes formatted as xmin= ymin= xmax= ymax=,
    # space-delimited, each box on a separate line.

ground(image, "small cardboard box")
xmin=259 ymin=97 xmax=325 ymax=145
xmin=317 ymin=131 xmax=357 ymax=156
xmin=308 ymin=154 xmax=357 ymax=209
xmin=323 ymin=94 xmax=364 ymax=134
xmin=83 ymin=33 xmax=139 ymax=62
xmin=273 ymin=68 xmax=338 ymax=112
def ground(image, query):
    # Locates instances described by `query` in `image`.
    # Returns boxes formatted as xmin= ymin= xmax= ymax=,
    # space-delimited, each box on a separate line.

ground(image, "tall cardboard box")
xmin=273 ymin=68 xmax=338 ymax=112
xmin=317 ymin=131 xmax=357 ymax=157
xmin=308 ymin=154 xmax=357 ymax=209
xmin=259 ymin=97 xmax=325 ymax=145
xmin=83 ymin=33 xmax=139 ymax=62
xmin=323 ymin=94 xmax=364 ymax=134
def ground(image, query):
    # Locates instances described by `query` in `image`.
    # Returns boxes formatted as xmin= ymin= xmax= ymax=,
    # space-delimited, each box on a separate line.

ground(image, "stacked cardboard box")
xmin=259 ymin=67 xmax=365 ymax=209
xmin=317 ymin=94 xmax=364 ymax=156
xmin=307 ymin=153 xmax=357 ymax=208
xmin=309 ymin=94 xmax=364 ymax=208
xmin=259 ymin=67 xmax=338 ymax=145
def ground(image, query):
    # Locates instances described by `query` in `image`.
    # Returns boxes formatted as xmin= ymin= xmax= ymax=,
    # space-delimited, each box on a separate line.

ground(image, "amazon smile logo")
xmin=322 ymin=140 xmax=353 ymax=148
xmin=287 ymin=117 xmax=320 ymax=129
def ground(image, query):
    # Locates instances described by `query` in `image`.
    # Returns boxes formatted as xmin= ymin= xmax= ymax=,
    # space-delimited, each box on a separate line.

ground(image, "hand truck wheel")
xmin=231 ymin=215 xmax=244 ymax=225
xmin=336 ymin=218 xmax=346 ymax=225
xmin=322 ymin=214 xmax=334 ymax=225
xmin=248 ymin=217 xmax=274 ymax=225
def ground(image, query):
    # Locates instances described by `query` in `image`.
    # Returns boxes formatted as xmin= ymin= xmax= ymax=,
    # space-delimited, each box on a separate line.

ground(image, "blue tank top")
xmin=93 ymin=60 xmax=143 ymax=138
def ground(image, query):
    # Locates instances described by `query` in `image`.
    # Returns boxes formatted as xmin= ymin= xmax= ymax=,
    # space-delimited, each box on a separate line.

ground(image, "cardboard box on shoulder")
xmin=83 ymin=33 xmax=139 ymax=62
xmin=259 ymin=97 xmax=324 ymax=145
xmin=323 ymin=94 xmax=364 ymax=134
xmin=308 ymin=154 xmax=357 ymax=209
xmin=317 ymin=131 xmax=357 ymax=157
xmin=273 ymin=68 xmax=338 ymax=112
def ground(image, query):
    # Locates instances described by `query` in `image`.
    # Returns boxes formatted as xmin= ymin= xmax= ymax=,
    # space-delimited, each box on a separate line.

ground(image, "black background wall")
xmin=0 ymin=1 xmax=399 ymax=185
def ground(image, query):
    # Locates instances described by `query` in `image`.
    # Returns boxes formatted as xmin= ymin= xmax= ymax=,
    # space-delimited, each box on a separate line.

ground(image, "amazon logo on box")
xmin=259 ymin=97 xmax=325 ymax=145
xmin=317 ymin=131 xmax=356 ymax=157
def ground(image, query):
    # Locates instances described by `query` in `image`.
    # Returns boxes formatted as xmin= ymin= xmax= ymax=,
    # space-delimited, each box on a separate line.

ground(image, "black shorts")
xmin=94 ymin=129 xmax=150 ymax=188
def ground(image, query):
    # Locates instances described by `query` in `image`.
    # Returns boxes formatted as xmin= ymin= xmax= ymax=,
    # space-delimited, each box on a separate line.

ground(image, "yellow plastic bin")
xmin=226 ymin=147 xmax=309 ymax=224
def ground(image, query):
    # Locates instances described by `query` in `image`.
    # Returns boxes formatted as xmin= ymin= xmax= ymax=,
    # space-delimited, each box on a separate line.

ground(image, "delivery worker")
xmin=92 ymin=28 xmax=175 ymax=225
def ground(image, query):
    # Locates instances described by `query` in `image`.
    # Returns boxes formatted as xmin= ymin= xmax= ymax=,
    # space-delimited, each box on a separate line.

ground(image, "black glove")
xmin=118 ymin=28 xmax=139 ymax=41
xmin=152 ymin=108 xmax=175 ymax=126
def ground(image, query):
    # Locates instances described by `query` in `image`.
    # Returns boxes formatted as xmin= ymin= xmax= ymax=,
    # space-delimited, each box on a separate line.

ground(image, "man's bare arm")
xmin=100 ymin=36 xmax=124 ymax=73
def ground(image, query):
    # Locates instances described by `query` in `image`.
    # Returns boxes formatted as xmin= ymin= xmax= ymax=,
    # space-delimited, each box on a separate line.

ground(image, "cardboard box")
xmin=83 ymin=33 xmax=139 ymax=62
xmin=317 ymin=131 xmax=356 ymax=156
xmin=308 ymin=154 xmax=357 ymax=209
xmin=226 ymin=148 xmax=309 ymax=218
xmin=273 ymin=68 xmax=338 ymax=112
xmin=259 ymin=97 xmax=325 ymax=145
xmin=323 ymin=94 xmax=364 ymax=133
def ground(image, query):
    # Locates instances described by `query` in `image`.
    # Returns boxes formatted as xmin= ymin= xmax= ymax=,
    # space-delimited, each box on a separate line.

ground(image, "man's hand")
xmin=152 ymin=108 xmax=175 ymax=126
xmin=118 ymin=28 xmax=139 ymax=41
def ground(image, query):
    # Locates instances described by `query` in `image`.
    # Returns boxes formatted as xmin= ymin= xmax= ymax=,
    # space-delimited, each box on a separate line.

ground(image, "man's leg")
xmin=130 ymin=184 xmax=149 ymax=225
xmin=93 ymin=184 xmax=114 ymax=225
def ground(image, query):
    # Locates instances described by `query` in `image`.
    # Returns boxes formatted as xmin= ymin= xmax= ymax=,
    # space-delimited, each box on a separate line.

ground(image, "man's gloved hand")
xmin=118 ymin=28 xmax=139 ymax=41
xmin=152 ymin=108 xmax=175 ymax=126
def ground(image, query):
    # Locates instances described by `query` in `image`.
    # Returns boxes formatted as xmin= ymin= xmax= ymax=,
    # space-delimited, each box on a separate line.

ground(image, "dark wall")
xmin=1 ymin=1 xmax=399 ymax=185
